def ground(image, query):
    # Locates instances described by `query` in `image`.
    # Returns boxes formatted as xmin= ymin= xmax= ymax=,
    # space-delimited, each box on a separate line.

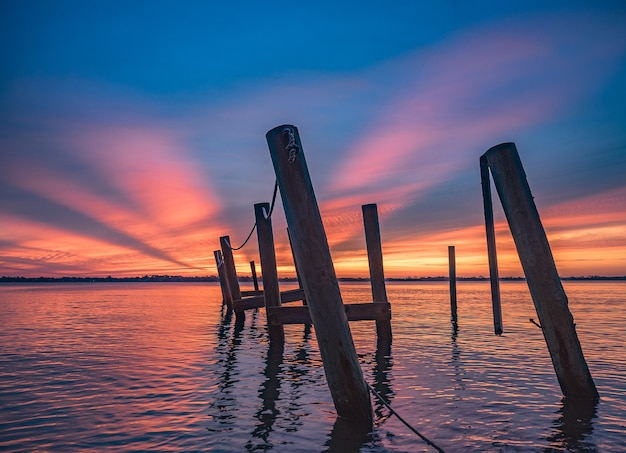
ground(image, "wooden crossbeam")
xmin=232 ymin=288 xmax=306 ymax=312
xmin=267 ymin=302 xmax=391 ymax=326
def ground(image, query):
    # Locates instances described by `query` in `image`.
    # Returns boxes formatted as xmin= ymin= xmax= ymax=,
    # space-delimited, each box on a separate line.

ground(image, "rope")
xmin=283 ymin=127 xmax=299 ymax=163
xmin=225 ymin=224 xmax=257 ymax=251
xmin=225 ymin=180 xmax=279 ymax=250
xmin=366 ymin=382 xmax=446 ymax=453
xmin=263 ymin=180 xmax=279 ymax=220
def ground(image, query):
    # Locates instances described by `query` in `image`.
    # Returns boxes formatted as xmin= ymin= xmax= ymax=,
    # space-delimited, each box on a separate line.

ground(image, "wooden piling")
xmin=362 ymin=203 xmax=392 ymax=341
xmin=481 ymin=155 xmax=504 ymax=335
xmin=448 ymin=245 xmax=457 ymax=323
xmin=266 ymin=124 xmax=372 ymax=423
xmin=214 ymin=249 xmax=232 ymax=311
xmin=482 ymin=142 xmax=598 ymax=400
xmin=220 ymin=235 xmax=244 ymax=322
xmin=254 ymin=202 xmax=284 ymax=343
xmin=250 ymin=260 xmax=259 ymax=292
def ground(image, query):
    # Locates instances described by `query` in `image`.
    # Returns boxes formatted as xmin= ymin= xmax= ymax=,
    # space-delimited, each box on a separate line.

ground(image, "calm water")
xmin=0 ymin=281 xmax=624 ymax=452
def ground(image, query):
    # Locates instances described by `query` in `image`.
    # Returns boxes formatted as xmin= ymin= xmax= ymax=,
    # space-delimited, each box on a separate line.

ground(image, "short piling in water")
xmin=266 ymin=124 xmax=372 ymax=423
xmin=254 ymin=202 xmax=284 ymax=343
xmin=481 ymin=156 xmax=503 ymax=335
xmin=362 ymin=203 xmax=392 ymax=342
xmin=481 ymin=142 xmax=598 ymax=400
xmin=448 ymin=245 xmax=457 ymax=323
xmin=250 ymin=261 xmax=259 ymax=292
xmin=214 ymin=249 xmax=232 ymax=311
xmin=220 ymin=235 xmax=244 ymax=322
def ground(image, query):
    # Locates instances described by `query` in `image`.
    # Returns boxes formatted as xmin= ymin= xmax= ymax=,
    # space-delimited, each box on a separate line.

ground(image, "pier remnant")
xmin=255 ymin=202 xmax=284 ymax=343
xmin=266 ymin=124 xmax=372 ymax=423
xmin=362 ymin=203 xmax=392 ymax=342
xmin=481 ymin=142 xmax=598 ymax=400
xmin=214 ymin=249 xmax=232 ymax=311
xmin=448 ymin=245 xmax=457 ymax=323
xmin=220 ymin=235 xmax=245 ymax=322
xmin=250 ymin=261 xmax=259 ymax=292
xmin=481 ymin=156 xmax=503 ymax=335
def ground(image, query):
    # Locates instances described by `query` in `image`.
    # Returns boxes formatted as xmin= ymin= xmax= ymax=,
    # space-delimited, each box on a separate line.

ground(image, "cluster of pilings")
xmin=213 ymin=126 xmax=598 ymax=426
xmin=214 ymin=125 xmax=396 ymax=423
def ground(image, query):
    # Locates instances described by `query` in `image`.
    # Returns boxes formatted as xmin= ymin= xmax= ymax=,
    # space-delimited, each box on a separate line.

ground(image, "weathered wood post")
xmin=481 ymin=156 xmax=504 ymax=335
xmin=448 ymin=245 xmax=457 ymax=323
xmin=220 ymin=235 xmax=245 ymax=322
xmin=266 ymin=124 xmax=372 ymax=423
xmin=482 ymin=143 xmax=598 ymax=400
xmin=362 ymin=203 xmax=392 ymax=341
xmin=214 ymin=249 xmax=232 ymax=311
xmin=250 ymin=260 xmax=259 ymax=292
xmin=255 ymin=202 xmax=284 ymax=343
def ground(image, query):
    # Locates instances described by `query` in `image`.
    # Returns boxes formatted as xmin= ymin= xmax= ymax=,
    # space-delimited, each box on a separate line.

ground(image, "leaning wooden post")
xmin=250 ymin=260 xmax=259 ymax=292
xmin=482 ymin=142 xmax=598 ymax=400
xmin=448 ymin=245 xmax=457 ymax=323
xmin=266 ymin=124 xmax=372 ymax=423
xmin=214 ymin=249 xmax=232 ymax=311
xmin=481 ymin=155 xmax=503 ymax=335
xmin=362 ymin=203 xmax=392 ymax=341
xmin=220 ymin=235 xmax=244 ymax=322
xmin=255 ymin=202 xmax=284 ymax=343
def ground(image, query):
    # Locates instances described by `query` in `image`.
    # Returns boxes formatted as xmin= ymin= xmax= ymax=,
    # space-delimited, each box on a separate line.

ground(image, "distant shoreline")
xmin=2 ymin=275 xmax=625 ymax=283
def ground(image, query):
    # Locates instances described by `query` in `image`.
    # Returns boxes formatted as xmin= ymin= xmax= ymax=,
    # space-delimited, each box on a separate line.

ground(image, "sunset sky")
xmin=1 ymin=1 xmax=625 ymax=278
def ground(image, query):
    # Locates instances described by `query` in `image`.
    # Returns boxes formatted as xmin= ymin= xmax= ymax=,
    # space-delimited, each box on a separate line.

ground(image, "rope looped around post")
xmin=283 ymin=127 xmax=299 ymax=163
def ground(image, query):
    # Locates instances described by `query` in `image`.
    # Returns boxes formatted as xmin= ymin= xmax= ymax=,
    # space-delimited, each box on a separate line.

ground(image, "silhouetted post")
xmin=482 ymin=142 xmax=598 ymax=400
xmin=481 ymin=156 xmax=503 ymax=335
xmin=220 ymin=235 xmax=244 ymax=322
xmin=250 ymin=260 xmax=259 ymax=292
xmin=266 ymin=124 xmax=372 ymax=423
xmin=448 ymin=245 xmax=457 ymax=323
xmin=362 ymin=203 xmax=392 ymax=341
xmin=255 ymin=202 xmax=284 ymax=343
xmin=214 ymin=249 xmax=232 ymax=311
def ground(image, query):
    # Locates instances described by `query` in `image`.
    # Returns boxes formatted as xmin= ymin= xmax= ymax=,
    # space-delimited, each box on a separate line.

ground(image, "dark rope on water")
xmin=366 ymin=382 xmax=446 ymax=453
xmin=226 ymin=180 xmax=279 ymax=251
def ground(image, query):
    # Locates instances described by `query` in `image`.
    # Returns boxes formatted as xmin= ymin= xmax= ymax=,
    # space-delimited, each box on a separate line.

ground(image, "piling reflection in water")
xmin=547 ymin=397 xmax=598 ymax=451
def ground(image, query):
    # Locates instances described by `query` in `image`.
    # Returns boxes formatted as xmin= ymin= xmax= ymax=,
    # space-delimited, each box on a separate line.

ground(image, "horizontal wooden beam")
xmin=232 ymin=288 xmax=306 ymax=312
xmin=241 ymin=290 xmax=263 ymax=297
xmin=267 ymin=302 xmax=391 ymax=326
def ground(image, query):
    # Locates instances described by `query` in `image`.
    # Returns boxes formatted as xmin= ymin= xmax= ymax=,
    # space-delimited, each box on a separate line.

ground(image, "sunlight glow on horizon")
xmin=1 ymin=9 xmax=625 ymax=279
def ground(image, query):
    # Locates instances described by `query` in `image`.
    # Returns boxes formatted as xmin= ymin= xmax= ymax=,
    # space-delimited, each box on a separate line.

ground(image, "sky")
xmin=1 ymin=1 xmax=625 ymax=278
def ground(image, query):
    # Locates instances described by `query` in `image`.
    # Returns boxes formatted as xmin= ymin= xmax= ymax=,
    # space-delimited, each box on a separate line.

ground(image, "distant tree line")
xmin=1 ymin=275 xmax=624 ymax=283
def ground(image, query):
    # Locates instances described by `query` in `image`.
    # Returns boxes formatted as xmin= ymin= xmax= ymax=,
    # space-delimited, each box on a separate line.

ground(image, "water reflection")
xmin=546 ymin=398 xmax=598 ymax=452
xmin=208 ymin=308 xmax=243 ymax=431
xmin=324 ymin=416 xmax=372 ymax=453
xmin=373 ymin=335 xmax=394 ymax=422
xmin=247 ymin=340 xmax=284 ymax=451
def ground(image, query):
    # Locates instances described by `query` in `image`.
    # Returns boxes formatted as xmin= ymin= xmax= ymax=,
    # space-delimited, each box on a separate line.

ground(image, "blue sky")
xmin=1 ymin=1 xmax=625 ymax=277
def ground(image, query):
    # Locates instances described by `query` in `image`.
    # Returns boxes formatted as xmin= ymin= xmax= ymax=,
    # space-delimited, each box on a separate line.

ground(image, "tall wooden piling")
xmin=250 ymin=260 xmax=259 ymax=292
xmin=266 ymin=124 xmax=372 ymax=423
xmin=362 ymin=203 xmax=392 ymax=341
xmin=214 ymin=249 xmax=232 ymax=311
xmin=481 ymin=156 xmax=503 ymax=335
xmin=220 ymin=235 xmax=244 ymax=321
xmin=255 ymin=202 xmax=284 ymax=343
xmin=482 ymin=142 xmax=598 ymax=400
xmin=448 ymin=245 xmax=457 ymax=323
